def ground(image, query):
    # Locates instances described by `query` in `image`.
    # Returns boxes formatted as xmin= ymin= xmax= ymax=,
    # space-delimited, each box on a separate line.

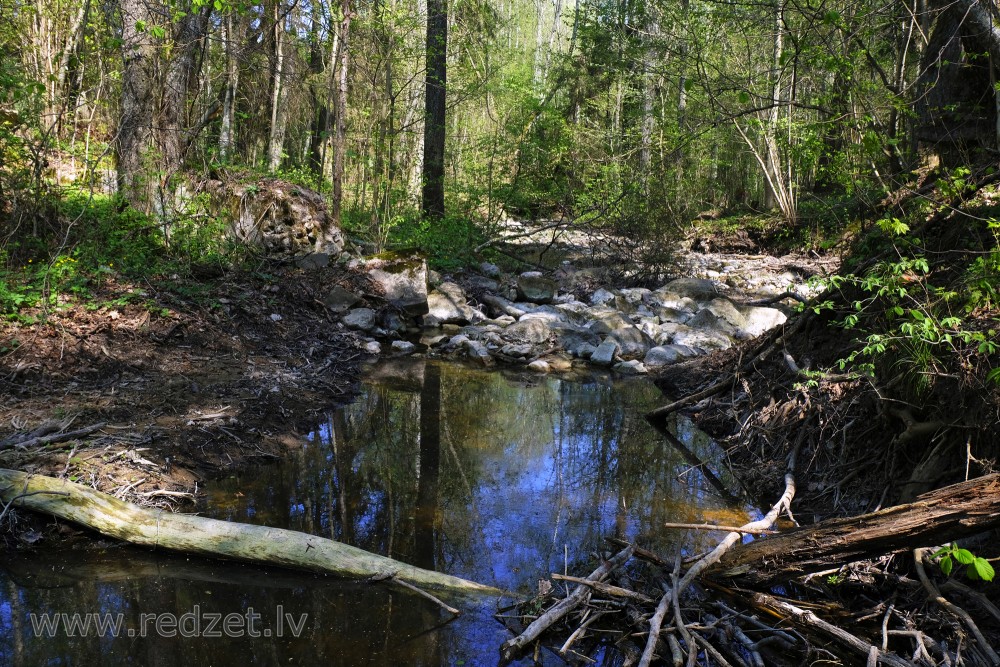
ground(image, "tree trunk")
xmin=0 ymin=468 xmax=497 ymax=596
xmin=116 ymin=0 xmax=157 ymax=212
xmin=307 ymin=2 xmax=329 ymax=176
xmin=219 ymin=12 xmax=241 ymax=162
xmin=267 ymin=0 xmax=289 ymax=171
xmin=331 ymin=0 xmax=352 ymax=224
xmin=706 ymin=474 xmax=1000 ymax=585
xmin=160 ymin=6 xmax=210 ymax=196
xmin=422 ymin=0 xmax=448 ymax=220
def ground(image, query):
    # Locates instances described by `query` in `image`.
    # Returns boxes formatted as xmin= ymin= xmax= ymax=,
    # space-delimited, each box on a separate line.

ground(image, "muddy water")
xmin=0 ymin=360 xmax=745 ymax=666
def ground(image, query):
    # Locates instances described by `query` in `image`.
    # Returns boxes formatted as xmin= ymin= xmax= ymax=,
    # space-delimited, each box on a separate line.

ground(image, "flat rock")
xmin=613 ymin=360 xmax=647 ymax=375
xmin=516 ymin=273 xmax=559 ymax=304
xmin=390 ymin=340 xmax=416 ymax=354
xmin=591 ymin=339 xmax=620 ymax=366
xmin=643 ymin=345 xmax=688 ymax=369
xmin=608 ymin=325 xmax=654 ymax=360
xmin=739 ymin=306 xmax=787 ymax=337
xmin=658 ymin=278 xmax=720 ymax=302
xmin=427 ymin=282 xmax=477 ymax=324
xmin=322 ymin=285 xmax=362 ymax=313
xmin=366 ymin=253 xmax=429 ymax=316
xmin=503 ymin=318 xmax=552 ymax=345
xmin=501 ymin=343 xmax=533 ymax=357
xmin=343 ymin=308 xmax=376 ymax=331
xmin=527 ymin=360 xmax=550 ymax=373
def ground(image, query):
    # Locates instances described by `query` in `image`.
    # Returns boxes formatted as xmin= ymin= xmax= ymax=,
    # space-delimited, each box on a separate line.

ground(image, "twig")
xmin=0 ymin=422 xmax=107 ymax=451
xmin=388 ymin=574 xmax=461 ymax=617
xmin=639 ymin=587 xmax=673 ymax=667
xmin=550 ymin=574 xmax=655 ymax=603
xmin=662 ymin=522 xmax=777 ymax=536
xmin=749 ymin=592 xmax=912 ymax=667
xmin=500 ymin=546 xmax=634 ymax=663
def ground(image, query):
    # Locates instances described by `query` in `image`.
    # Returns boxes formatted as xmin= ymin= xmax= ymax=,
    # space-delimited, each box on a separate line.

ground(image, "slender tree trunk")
xmin=422 ymin=0 xmax=448 ymax=219
xmin=307 ymin=2 xmax=329 ymax=176
xmin=117 ymin=0 xmax=156 ymax=211
xmin=331 ymin=0 xmax=352 ymax=224
xmin=219 ymin=12 xmax=240 ymax=162
xmin=762 ymin=0 xmax=784 ymax=212
xmin=160 ymin=6 xmax=210 ymax=194
xmin=267 ymin=1 xmax=289 ymax=171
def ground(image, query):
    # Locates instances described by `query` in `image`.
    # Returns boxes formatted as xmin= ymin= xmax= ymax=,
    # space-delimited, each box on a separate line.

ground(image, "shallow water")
xmin=0 ymin=360 xmax=745 ymax=666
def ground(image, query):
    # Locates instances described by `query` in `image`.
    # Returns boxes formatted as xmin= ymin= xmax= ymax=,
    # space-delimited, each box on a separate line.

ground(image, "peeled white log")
xmin=0 ymin=468 xmax=498 ymax=596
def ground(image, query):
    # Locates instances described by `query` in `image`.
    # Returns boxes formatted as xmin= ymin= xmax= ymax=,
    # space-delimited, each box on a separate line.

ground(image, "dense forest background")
xmin=2 ymin=0 xmax=999 ymax=258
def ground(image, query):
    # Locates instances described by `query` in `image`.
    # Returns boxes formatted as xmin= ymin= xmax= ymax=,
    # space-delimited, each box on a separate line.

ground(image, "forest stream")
xmin=0 ymin=359 xmax=747 ymax=666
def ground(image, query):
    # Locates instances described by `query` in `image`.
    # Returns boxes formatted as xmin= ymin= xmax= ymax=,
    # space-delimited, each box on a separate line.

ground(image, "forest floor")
xmin=0 ymin=262 xmax=370 ymax=537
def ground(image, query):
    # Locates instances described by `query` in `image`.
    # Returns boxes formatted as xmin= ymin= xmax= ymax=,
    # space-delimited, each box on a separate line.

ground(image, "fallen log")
xmin=707 ymin=474 xmax=1000 ymax=585
xmin=0 ymin=469 xmax=498 ymax=597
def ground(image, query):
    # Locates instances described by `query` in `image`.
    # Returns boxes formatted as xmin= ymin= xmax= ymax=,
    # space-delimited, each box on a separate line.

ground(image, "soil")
xmin=0 ymin=262 xmax=379 ymax=542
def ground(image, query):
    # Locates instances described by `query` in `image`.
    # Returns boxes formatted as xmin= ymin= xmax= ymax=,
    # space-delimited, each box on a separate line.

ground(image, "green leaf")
xmin=940 ymin=556 xmax=953 ymax=576
xmin=972 ymin=558 xmax=995 ymax=582
xmin=738 ymin=91 xmax=750 ymax=104
xmin=954 ymin=548 xmax=975 ymax=565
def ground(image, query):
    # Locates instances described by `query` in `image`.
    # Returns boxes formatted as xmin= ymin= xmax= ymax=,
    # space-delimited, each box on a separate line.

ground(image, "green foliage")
xmin=933 ymin=543 xmax=995 ymax=582
xmin=387 ymin=214 xmax=488 ymax=271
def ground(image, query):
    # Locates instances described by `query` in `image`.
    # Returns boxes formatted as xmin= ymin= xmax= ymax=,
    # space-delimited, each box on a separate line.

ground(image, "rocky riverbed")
xmin=323 ymin=250 xmax=836 ymax=376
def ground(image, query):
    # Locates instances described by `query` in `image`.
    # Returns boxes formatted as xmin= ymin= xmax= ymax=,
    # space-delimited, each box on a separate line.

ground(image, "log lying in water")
xmin=707 ymin=474 xmax=1000 ymax=585
xmin=0 ymin=468 xmax=498 ymax=597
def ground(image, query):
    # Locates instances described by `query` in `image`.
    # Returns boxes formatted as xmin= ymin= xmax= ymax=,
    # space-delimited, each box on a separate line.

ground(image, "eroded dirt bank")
xmin=0 ymin=263 xmax=369 ymax=536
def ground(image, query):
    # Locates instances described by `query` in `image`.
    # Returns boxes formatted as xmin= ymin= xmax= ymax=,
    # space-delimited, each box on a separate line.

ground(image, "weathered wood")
xmin=709 ymin=474 xmax=1000 ymax=584
xmin=0 ymin=469 xmax=498 ymax=596
xmin=500 ymin=545 xmax=634 ymax=664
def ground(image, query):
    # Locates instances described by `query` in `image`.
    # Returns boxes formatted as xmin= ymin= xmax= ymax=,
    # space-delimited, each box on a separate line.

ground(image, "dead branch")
xmin=500 ymin=545 xmax=634 ymax=664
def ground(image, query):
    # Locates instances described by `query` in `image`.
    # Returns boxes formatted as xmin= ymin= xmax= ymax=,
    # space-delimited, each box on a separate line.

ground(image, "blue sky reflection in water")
xmin=0 ymin=359 xmax=746 ymax=666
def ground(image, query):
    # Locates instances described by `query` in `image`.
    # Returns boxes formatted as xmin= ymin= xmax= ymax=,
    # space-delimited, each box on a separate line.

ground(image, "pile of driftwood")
xmin=498 ymin=458 xmax=1000 ymax=666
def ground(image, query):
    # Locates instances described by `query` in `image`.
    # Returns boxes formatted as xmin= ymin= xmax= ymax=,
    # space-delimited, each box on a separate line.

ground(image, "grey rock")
xmin=619 ymin=287 xmax=651 ymax=305
xmin=516 ymin=273 xmax=559 ymax=304
xmin=427 ymin=269 xmax=443 ymax=288
xmin=672 ymin=327 xmax=733 ymax=353
xmin=343 ymin=308 xmax=377 ymax=331
xmin=294 ymin=252 xmax=330 ymax=270
xmin=427 ymin=282 xmax=476 ymax=324
xmin=390 ymin=340 xmax=416 ymax=354
xmin=447 ymin=334 xmax=470 ymax=348
xmin=586 ymin=308 xmax=633 ymax=335
xmin=590 ymin=288 xmax=616 ymax=306
xmin=591 ymin=339 xmax=620 ymax=366
xmin=467 ymin=275 xmax=500 ymax=293
xmin=420 ymin=334 xmax=449 ymax=347
xmin=613 ymin=360 xmax=647 ymax=375
xmin=573 ymin=342 xmax=598 ymax=359
xmin=644 ymin=345 xmax=688 ymax=369
xmin=739 ymin=306 xmax=787 ymax=337
xmin=501 ymin=343 xmax=533 ymax=357
xmin=658 ymin=278 xmax=720 ymax=302
xmin=655 ymin=306 xmax=692 ymax=323
xmin=527 ymin=360 xmax=550 ymax=373
xmin=363 ymin=340 xmax=382 ymax=355
xmin=703 ymin=298 xmax=747 ymax=329
xmin=462 ymin=339 xmax=494 ymax=366
xmin=503 ymin=318 xmax=552 ymax=344
xmin=322 ymin=285 xmax=362 ymax=313
xmin=481 ymin=294 xmax=528 ymax=318
xmin=480 ymin=262 xmax=502 ymax=278
xmin=608 ymin=325 xmax=654 ymax=360
xmin=366 ymin=254 xmax=429 ymax=316
xmin=380 ymin=311 xmax=407 ymax=333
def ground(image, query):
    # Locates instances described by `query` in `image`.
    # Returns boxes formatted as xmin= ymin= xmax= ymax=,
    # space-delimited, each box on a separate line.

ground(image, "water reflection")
xmin=0 ymin=359 xmax=745 ymax=666
xmin=207 ymin=359 xmax=745 ymax=589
